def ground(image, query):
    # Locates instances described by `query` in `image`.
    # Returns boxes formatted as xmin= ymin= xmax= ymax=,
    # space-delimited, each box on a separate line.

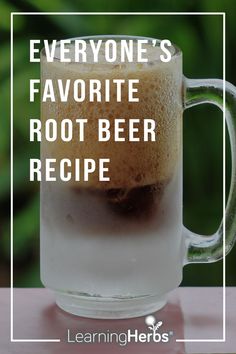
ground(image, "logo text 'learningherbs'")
xmin=66 ymin=316 xmax=173 ymax=346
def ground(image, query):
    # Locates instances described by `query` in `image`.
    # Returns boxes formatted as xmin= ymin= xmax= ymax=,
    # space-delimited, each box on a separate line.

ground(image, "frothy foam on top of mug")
xmin=41 ymin=40 xmax=182 ymax=189
xmin=51 ymin=40 xmax=177 ymax=68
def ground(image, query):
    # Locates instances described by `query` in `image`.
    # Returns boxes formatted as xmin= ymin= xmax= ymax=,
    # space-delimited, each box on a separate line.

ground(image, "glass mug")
xmin=40 ymin=35 xmax=236 ymax=319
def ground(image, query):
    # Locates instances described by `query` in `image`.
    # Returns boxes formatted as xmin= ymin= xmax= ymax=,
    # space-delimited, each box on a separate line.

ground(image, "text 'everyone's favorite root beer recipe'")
xmin=28 ymin=38 xmax=181 ymax=190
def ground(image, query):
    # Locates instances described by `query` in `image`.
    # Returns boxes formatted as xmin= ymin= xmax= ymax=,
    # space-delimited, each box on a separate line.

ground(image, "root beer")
xmin=41 ymin=39 xmax=182 ymax=220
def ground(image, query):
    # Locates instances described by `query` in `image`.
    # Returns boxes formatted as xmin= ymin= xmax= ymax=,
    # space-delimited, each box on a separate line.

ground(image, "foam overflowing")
xmin=41 ymin=40 xmax=182 ymax=188
xmin=52 ymin=39 xmax=176 ymax=67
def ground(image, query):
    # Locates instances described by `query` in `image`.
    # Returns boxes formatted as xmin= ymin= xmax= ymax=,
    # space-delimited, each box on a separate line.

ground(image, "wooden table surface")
xmin=0 ymin=287 xmax=235 ymax=353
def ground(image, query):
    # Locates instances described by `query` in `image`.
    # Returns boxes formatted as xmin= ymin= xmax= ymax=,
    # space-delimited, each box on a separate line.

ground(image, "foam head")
xmin=41 ymin=39 xmax=183 ymax=188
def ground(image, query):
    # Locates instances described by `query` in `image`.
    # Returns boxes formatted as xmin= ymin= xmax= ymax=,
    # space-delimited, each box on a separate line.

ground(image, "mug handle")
xmin=183 ymin=78 xmax=236 ymax=264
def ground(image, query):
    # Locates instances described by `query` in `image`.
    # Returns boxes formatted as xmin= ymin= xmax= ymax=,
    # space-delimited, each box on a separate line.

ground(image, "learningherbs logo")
xmin=67 ymin=315 xmax=173 ymax=346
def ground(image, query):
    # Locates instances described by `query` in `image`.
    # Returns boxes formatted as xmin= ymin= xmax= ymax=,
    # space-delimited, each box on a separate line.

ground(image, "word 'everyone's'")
xmin=30 ymin=39 xmax=172 ymax=63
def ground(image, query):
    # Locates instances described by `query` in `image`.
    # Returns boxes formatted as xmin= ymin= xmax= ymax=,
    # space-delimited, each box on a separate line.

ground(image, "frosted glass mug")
xmin=40 ymin=36 xmax=236 ymax=319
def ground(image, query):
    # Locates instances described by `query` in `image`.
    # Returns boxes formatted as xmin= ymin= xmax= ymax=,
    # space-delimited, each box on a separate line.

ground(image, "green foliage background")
xmin=0 ymin=0 xmax=236 ymax=287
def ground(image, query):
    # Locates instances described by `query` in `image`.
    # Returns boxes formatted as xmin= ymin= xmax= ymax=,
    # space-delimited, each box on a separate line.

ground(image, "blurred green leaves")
xmin=2 ymin=193 xmax=39 ymax=258
xmin=0 ymin=0 xmax=25 ymax=31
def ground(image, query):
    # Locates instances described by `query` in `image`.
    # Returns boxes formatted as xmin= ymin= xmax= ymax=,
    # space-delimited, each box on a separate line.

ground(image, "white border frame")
xmin=10 ymin=11 xmax=226 ymax=344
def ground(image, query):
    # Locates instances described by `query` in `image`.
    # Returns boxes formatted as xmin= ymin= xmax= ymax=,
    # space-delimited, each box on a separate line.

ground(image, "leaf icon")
xmin=154 ymin=321 xmax=163 ymax=331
